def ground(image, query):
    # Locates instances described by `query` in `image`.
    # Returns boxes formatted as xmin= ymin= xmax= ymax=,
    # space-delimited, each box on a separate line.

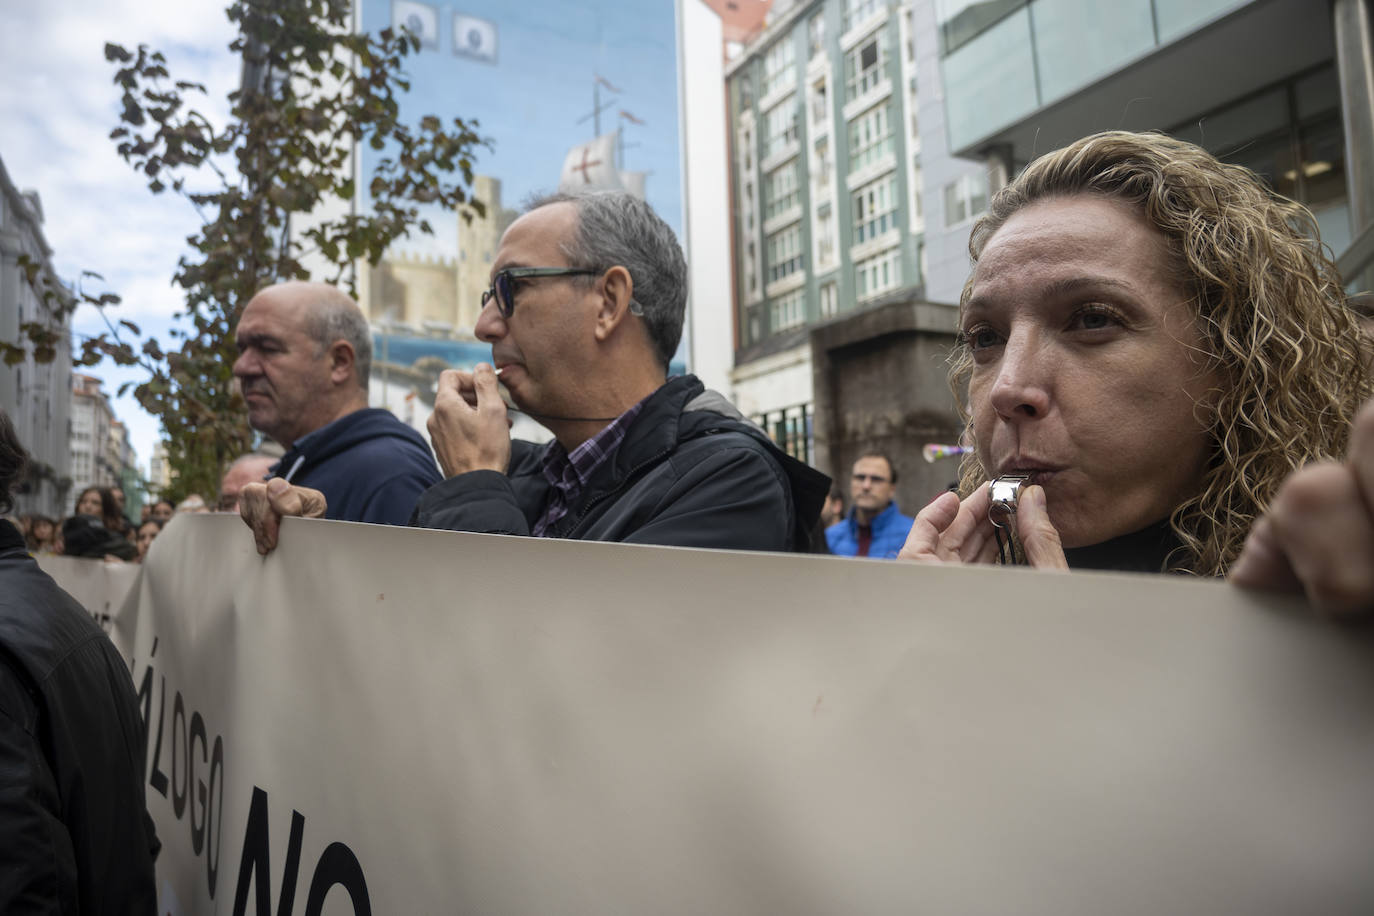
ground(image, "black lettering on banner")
xmin=233 ymin=786 xmax=305 ymax=916
xmin=232 ymin=787 xmax=370 ymax=916
xmin=172 ymin=691 xmax=188 ymax=818
xmin=189 ymin=712 xmax=208 ymax=853
xmin=149 ymin=675 xmax=170 ymax=797
xmin=206 ymin=736 xmax=224 ymax=897
xmin=134 ymin=636 xmax=227 ymax=902
xmin=134 ymin=638 xmax=168 ymax=796
xmin=303 ymin=843 xmax=371 ymax=916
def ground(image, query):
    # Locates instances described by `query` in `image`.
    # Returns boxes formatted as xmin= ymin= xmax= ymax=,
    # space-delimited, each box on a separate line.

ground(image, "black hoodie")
xmin=273 ymin=408 xmax=441 ymax=525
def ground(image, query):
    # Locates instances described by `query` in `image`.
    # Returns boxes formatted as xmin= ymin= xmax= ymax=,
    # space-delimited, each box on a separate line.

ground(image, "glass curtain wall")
xmin=937 ymin=0 xmax=1251 ymax=149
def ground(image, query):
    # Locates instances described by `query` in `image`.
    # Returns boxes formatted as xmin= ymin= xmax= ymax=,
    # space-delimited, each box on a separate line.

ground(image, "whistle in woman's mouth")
xmin=988 ymin=474 xmax=1031 ymax=529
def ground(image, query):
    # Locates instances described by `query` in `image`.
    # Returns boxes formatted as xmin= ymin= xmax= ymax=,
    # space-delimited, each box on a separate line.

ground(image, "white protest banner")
xmin=122 ymin=514 xmax=1374 ymax=914
xmin=38 ymin=553 xmax=141 ymax=656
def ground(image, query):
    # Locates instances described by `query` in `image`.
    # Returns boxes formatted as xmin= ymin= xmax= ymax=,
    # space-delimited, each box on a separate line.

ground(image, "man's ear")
xmin=593 ymin=266 xmax=636 ymax=342
xmin=327 ymin=340 xmax=357 ymax=386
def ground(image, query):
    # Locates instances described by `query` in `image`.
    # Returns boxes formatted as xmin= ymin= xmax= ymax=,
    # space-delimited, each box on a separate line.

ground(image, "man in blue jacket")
xmin=826 ymin=453 xmax=914 ymax=558
xmin=233 ymin=282 xmax=440 ymax=528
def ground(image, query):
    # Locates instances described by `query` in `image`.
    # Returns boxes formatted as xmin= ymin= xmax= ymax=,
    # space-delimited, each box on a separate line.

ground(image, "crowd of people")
xmin=3 ymin=128 xmax=1374 ymax=909
xmin=6 ymin=486 xmax=215 ymax=564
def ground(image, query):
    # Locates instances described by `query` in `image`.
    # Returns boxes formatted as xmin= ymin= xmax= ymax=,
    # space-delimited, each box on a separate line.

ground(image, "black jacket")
xmin=0 ymin=521 xmax=158 ymax=914
xmin=412 ymin=375 xmax=831 ymax=552
xmin=274 ymin=407 xmax=441 ymax=526
xmin=60 ymin=514 xmax=137 ymax=562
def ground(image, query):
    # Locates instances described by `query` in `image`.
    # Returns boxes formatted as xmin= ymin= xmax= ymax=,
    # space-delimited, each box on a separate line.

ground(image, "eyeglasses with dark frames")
xmin=481 ymin=267 xmax=601 ymax=318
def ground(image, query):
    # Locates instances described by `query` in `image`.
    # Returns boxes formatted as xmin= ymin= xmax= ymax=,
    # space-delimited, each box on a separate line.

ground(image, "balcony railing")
xmin=752 ymin=402 xmax=814 ymax=465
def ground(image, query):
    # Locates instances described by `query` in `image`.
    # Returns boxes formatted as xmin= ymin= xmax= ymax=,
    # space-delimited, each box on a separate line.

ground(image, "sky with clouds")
xmin=0 ymin=0 xmax=241 ymax=471
xmin=1 ymin=0 xmax=683 ymax=478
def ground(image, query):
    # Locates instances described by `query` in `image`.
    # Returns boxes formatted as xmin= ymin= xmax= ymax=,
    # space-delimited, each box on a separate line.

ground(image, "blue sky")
xmin=0 ymin=0 xmax=683 ymax=474
xmin=359 ymin=0 xmax=683 ymax=256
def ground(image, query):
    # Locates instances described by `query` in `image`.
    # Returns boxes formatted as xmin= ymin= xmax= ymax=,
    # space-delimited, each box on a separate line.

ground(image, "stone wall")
xmin=810 ymin=296 xmax=965 ymax=513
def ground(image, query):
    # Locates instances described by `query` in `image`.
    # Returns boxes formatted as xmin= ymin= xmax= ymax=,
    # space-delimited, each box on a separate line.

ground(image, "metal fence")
xmin=751 ymin=402 xmax=814 ymax=466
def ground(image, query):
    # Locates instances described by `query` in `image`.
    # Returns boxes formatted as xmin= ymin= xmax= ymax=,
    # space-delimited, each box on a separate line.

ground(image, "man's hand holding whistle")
xmin=427 ymin=363 xmax=512 ymax=479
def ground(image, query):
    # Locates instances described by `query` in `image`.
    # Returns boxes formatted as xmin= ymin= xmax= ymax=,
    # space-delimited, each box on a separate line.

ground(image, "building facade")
xmin=149 ymin=441 xmax=175 ymax=501
xmin=935 ymin=0 xmax=1370 ymax=285
xmin=68 ymin=374 xmax=139 ymax=514
xmin=722 ymin=0 xmax=987 ymax=465
xmin=0 ymin=154 xmax=73 ymax=518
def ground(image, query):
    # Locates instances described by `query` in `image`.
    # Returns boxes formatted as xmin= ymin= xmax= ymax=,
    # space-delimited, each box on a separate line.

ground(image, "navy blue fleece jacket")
xmin=273 ymin=408 xmax=440 ymax=525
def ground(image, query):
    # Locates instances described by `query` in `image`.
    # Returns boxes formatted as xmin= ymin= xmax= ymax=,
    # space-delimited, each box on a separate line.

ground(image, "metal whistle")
xmin=988 ymin=474 xmax=1030 ymax=565
xmin=988 ymin=474 xmax=1030 ymax=528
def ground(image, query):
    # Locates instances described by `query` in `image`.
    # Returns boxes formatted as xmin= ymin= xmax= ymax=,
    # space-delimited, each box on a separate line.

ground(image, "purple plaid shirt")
xmin=532 ymin=396 xmax=650 ymax=537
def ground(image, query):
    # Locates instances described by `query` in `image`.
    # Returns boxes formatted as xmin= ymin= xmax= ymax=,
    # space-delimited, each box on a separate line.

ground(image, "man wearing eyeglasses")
xmin=826 ymin=454 xmax=914 ymax=559
xmin=407 ymin=190 xmax=829 ymax=551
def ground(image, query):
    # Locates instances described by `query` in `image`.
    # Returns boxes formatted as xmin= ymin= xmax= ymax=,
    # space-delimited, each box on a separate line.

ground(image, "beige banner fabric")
xmin=62 ymin=514 xmax=1374 ymax=913
xmin=37 ymin=553 xmax=140 ymax=655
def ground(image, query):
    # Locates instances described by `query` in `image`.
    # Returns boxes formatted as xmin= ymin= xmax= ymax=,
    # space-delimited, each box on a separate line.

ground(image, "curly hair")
xmin=952 ymin=130 xmax=1372 ymax=576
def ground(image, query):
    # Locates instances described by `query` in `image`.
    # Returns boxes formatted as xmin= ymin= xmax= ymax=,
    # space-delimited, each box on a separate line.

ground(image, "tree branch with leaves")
xmin=8 ymin=0 xmax=487 ymax=501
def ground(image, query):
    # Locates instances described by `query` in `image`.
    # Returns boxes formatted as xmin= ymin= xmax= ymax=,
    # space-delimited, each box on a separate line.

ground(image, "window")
xmin=943 ymin=171 xmax=989 ymax=227
xmin=771 ymin=289 xmax=806 ymax=331
xmin=767 ymin=224 xmax=804 ymax=284
xmin=808 ymin=12 xmax=826 ymax=58
xmin=855 ymin=247 xmax=902 ymax=299
xmin=817 ymin=204 xmax=835 ymax=266
xmin=910 ymin=154 xmax=924 ymax=231
xmin=810 ymin=78 xmax=828 ymax=126
xmin=845 ymin=33 xmax=884 ymax=100
xmin=844 ymin=0 xmax=883 ymax=32
xmin=762 ymin=36 xmax=796 ymax=98
xmin=937 ymin=0 xmax=1026 ymax=54
xmin=764 ymin=101 xmax=799 ymax=156
xmin=764 ymin=162 xmax=801 ymax=222
xmin=819 ymin=281 xmax=839 ymax=317
xmin=848 ymin=103 xmax=892 ymax=174
xmin=814 ymin=136 xmax=831 ymax=190
xmin=853 ymin=174 xmax=897 ymax=244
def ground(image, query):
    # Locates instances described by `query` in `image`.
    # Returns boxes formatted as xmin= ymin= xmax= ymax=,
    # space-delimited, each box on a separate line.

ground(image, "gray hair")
xmin=526 ymin=190 xmax=687 ymax=368
xmin=303 ymin=288 xmax=372 ymax=388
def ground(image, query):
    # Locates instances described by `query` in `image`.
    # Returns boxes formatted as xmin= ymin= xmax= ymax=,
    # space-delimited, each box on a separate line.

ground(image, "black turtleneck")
xmin=1061 ymin=519 xmax=1184 ymax=574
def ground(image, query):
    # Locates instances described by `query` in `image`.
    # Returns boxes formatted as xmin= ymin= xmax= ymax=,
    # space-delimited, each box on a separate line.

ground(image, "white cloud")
xmin=0 ymin=0 xmax=240 ymax=466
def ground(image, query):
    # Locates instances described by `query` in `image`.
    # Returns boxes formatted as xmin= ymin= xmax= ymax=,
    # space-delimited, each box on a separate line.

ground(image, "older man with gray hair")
xmin=412 ymin=190 xmax=828 ymax=549
xmin=232 ymin=281 xmax=439 ymax=528
xmin=240 ymin=193 xmax=828 ymax=553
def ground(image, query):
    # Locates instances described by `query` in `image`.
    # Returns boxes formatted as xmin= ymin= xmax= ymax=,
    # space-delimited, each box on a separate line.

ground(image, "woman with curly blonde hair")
xmin=901 ymin=130 xmax=1374 ymax=594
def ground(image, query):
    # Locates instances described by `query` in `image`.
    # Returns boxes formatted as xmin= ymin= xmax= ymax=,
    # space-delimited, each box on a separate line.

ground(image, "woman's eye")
xmin=966 ymin=327 xmax=1002 ymax=350
xmin=1072 ymin=305 xmax=1121 ymax=331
